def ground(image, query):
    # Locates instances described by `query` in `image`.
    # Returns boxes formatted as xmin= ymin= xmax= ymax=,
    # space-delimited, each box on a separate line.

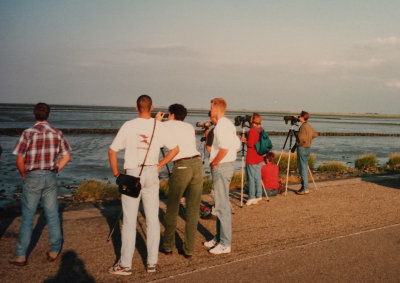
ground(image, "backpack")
xmin=254 ymin=128 xmax=272 ymax=155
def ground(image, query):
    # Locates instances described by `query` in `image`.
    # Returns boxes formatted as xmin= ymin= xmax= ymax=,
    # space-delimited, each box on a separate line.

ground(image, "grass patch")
xmin=355 ymin=154 xmax=376 ymax=170
xmin=388 ymin=153 xmax=400 ymax=170
xmin=73 ymin=180 xmax=119 ymax=201
xmin=274 ymin=152 xmax=315 ymax=171
xmin=318 ymin=161 xmax=347 ymax=172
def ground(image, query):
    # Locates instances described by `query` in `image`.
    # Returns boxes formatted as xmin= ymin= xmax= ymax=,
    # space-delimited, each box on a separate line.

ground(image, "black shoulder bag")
xmin=116 ymin=119 xmax=157 ymax=198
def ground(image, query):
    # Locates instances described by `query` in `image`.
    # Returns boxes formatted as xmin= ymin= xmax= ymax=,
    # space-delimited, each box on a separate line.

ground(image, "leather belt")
xmin=174 ymin=155 xmax=201 ymax=163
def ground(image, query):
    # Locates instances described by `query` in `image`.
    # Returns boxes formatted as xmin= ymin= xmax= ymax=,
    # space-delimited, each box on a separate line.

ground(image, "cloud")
xmin=376 ymin=36 xmax=400 ymax=45
xmin=130 ymin=44 xmax=200 ymax=58
xmin=386 ymin=80 xmax=400 ymax=89
xmin=319 ymin=57 xmax=383 ymax=69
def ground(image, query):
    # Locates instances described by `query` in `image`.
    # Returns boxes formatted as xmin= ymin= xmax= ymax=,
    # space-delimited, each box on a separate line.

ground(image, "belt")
xmin=174 ymin=155 xmax=201 ymax=163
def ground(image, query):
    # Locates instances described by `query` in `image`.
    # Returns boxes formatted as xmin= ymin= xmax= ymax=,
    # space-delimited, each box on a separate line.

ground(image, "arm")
xmin=158 ymin=146 xmax=179 ymax=172
xmin=312 ymin=126 xmax=318 ymax=139
xmin=210 ymin=148 xmax=228 ymax=169
xmin=16 ymin=154 xmax=25 ymax=179
xmin=57 ymin=154 xmax=71 ymax=172
xmin=108 ymin=148 xmax=120 ymax=177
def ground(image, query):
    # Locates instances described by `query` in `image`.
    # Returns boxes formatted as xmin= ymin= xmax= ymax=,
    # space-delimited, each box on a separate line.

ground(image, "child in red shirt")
xmin=261 ymin=152 xmax=281 ymax=196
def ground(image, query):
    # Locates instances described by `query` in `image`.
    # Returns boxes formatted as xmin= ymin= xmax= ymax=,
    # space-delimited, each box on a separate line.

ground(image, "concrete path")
xmin=0 ymin=174 xmax=399 ymax=282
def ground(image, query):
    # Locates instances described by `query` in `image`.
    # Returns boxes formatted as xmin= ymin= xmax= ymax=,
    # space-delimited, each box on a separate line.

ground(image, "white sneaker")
xmin=256 ymin=197 xmax=262 ymax=204
xmin=109 ymin=261 xmax=132 ymax=276
xmin=209 ymin=243 xmax=231 ymax=255
xmin=204 ymin=237 xmax=218 ymax=248
xmin=246 ymin=198 xmax=256 ymax=206
xmin=147 ymin=263 xmax=156 ymax=273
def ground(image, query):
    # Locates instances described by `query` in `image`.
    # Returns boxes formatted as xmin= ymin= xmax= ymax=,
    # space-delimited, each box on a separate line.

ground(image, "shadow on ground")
xmin=44 ymin=250 xmax=95 ymax=283
xmin=361 ymin=174 xmax=400 ymax=190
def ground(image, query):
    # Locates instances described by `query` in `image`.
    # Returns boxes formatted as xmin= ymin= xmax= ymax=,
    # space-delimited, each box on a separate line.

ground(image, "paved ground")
xmin=0 ymin=174 xmax=399 ymax=282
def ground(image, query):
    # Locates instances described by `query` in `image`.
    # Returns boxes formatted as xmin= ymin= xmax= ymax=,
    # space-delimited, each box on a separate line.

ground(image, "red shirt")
xmin=246 ymin=127 xmax=264 ymax=164
xmin=13 ymin=122 xmax=71 ymax=172
xmin=261 ymin=163 xmax=279 ymax=189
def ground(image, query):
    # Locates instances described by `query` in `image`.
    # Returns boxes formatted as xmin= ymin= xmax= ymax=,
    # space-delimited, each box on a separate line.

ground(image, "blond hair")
xmin=211 ymin=98 xmax=227 ymax=112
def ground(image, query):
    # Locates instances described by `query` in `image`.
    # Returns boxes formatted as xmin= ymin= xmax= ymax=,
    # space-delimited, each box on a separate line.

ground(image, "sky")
xmin=0 ymin=1 xmax=399 ymax=114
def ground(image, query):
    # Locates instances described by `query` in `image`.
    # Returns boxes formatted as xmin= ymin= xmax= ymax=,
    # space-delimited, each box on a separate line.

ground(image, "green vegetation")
xmin=318 ymin=161 xmax=347 ymax=172
xmin=73 ymin=152 xmax=400 ymax=202
xmin=73 ymin=180 xmax=119 ymax=201
xmin=274 ymin=152 xmax=315 ymax=171
xmin=388 ymin=153 xmax=400 ymax=170
xmin=355 ymin=154 xmax=377 ymax=170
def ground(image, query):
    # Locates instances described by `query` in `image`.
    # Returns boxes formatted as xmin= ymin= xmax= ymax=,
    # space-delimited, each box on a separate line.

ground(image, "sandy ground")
xmin=0 ymin=174 xmax=399 ymax=282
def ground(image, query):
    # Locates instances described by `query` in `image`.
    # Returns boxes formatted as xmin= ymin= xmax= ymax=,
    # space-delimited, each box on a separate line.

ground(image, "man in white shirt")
xmin=158 ymin=104 xmax=204 ymax=258
xmin=204 ymin=98 xmax=240 ymax=255
xmin=108 ymin=95 xmax=179 ymax=275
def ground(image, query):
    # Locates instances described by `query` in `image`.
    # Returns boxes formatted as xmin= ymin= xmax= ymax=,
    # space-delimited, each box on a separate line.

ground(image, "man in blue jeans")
xmin=296 ymin=111 xmax=317 ymax=195
xmin=204 ymin=98 xmax=240 ymax=255
xmin=9 ymin=103 xmax=71 ymax=266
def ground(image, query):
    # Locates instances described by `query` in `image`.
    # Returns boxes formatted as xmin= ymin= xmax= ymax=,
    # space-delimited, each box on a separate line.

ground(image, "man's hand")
xmin=241 ymin=136 xmax=247 ymax=143
xmin=16 ymin=154 xmax=25 ymax=179
xmin=155 ymin=112 xmax=166 ymax=121
xmin=108 ymin=149 xmax=120 ymax=178
xmin=57 ymin=154 xmax=71 ymax=172
xmin=210 ymin=161 xmax=218 ymax=169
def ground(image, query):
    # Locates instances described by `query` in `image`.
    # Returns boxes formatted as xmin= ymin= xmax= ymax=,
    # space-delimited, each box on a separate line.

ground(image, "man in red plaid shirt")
xmin=9 ymin=103 xmax=71 ymax=266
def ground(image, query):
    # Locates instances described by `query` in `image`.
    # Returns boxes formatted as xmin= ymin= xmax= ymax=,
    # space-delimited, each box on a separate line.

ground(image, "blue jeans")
xmin=16 ymin=170 xmax=62 ymax=258
xmin=245 ymin=162 xmax=263 ymax=199
xmin=211 ymin=162 xmax=234 ymax=246
xmin=297 ymin=147 xmax=310 ymax=192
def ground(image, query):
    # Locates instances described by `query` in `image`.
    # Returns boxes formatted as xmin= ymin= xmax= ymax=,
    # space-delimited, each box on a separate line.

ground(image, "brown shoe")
xmin=297 ymin=189 xmax=309 ymax=195
xmin=46 ymin=251 xmax=59 ymax=262
xmin=9 ymin=257 xmax=27 ymax=266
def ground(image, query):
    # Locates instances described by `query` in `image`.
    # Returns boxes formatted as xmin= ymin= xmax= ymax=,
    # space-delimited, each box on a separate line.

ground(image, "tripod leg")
xmin=285 ymin=150 xmax=291 ymax=196
xmin=277 ymin=148 xmax=285 ymax=166
xmin=308 ymin=166 xmax=318 ymax=191
xmin=107 ymin=209 xmax=122 ymax=242
xmin=240 ymin=155 xmax=244 ymax=207
xmin=262 ymin=182 xmax=270 ymax=202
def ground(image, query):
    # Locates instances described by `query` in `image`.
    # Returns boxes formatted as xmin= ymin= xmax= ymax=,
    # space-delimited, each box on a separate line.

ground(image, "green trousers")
xmin=162 ymin=157 xmax=204 ymax=255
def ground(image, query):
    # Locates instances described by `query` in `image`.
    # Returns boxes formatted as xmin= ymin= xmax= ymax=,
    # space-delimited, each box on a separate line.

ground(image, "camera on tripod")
xmin=284 ymin=115 xmax=300 ymax=125
xmin=196 ymin=121 xmax=213 ymax=129
xmin=151 ymin=112 xmax=169 ymax=121
xmin=234 ymin=115 xmax=252 ymax=127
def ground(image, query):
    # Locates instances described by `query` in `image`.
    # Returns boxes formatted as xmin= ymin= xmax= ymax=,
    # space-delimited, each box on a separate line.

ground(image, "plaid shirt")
xmin=13 ymin=122 xmax=71 ymax=172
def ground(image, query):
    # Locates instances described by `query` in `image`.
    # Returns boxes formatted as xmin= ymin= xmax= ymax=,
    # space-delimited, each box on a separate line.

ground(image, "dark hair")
xmin=265 ymin=151 xmax=275 ymax=163
xmin=300 ymin=111 xmax=310 ymax=121
xmin=34 ymin=103 xmax=50 ymax=121
xmin=137 ymin=95 xmax=152 ymax=113
xmin=168 ymin=104 xmax=187 ymax=121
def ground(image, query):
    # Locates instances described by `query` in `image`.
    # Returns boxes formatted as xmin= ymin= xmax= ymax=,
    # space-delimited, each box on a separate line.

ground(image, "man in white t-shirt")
xmin=108 ymin=95 xmax=179 ymax=275
xmin=158 ymin=104 xmax=204 ymax=258
xmin=204 ymin=98 xmax=240 ymax=255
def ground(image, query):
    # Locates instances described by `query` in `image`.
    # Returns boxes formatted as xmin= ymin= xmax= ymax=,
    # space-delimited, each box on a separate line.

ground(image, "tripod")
xmin=240 ymin=126 xmax=246 ymax=207
xmin=277 ymin=124 xmax=318 ymax=196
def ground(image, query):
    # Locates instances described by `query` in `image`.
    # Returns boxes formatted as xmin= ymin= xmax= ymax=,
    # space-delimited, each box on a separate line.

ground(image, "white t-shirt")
xmin=210 ymin=117 xmax=240 ymax=163
xmin=110 ymin=118 xmax=177 ymax=169
xmin=164 ymin=120 xmax=200 ymax=161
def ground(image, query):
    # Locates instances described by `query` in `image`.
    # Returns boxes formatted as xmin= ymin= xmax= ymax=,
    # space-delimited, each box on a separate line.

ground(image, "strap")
xmin=139 ymin=119 xmax=157 ymax=177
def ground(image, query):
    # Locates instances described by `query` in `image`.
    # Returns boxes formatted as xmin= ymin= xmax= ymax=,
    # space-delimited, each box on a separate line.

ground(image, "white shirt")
xmin=210 ymin=117 xmax=240 ymax=164
xmin=110 ymin=118 xmax=177 ymax=169
xmin=164 ymin=120 xmax=200 ymax=161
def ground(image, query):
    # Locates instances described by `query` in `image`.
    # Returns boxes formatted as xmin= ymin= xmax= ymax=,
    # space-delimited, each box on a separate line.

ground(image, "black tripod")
xmin=277 ymin=124 xmax=318 ymax=195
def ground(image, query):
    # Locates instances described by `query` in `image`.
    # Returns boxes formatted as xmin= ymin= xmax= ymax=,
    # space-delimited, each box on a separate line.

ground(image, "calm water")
xmin=0 ymin=104 xmax=399 ymax=207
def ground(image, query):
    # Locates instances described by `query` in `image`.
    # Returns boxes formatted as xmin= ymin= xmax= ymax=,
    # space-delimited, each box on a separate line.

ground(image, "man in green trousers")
xmin=158 ymin=104 xmax=204 ymax=258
